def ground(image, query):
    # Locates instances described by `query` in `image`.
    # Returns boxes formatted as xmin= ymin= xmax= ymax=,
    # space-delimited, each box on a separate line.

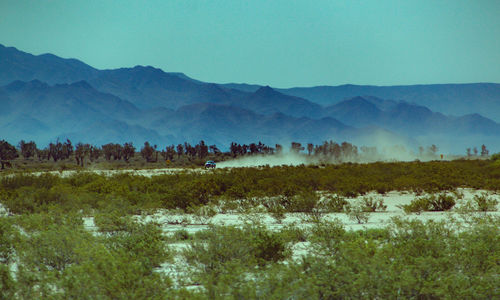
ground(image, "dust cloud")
xmin=217 ymin=143 xmax=449 ymax=168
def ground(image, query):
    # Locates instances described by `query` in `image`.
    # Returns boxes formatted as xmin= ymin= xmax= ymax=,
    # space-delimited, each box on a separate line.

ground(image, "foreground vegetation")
xmin=1 ymin=210 xmax=498 ymax=298
xmin=1 ymin=159 xmax=499 ymax=298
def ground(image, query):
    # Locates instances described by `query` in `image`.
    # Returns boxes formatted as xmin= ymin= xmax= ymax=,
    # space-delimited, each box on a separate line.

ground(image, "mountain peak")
xmin=254 ymin=85 xmax=279 ymax=97
xmin=132 ymin=65 xmax=163 ymax=73
xmin=335 ymin=96 xmax=379 ymax=110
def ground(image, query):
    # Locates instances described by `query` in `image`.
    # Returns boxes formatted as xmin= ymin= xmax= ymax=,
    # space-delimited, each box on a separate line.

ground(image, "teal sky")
xmin=1 ymin=0 xmax=499 ymax=87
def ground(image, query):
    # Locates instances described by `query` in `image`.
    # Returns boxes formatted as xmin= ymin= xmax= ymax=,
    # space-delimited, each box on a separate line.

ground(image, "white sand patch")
xmin=25 ymin=168 xmax=206 ymax=178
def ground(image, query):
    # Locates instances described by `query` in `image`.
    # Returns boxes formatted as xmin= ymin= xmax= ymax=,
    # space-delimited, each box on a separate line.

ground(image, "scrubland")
xmin=1 ymin=159 xmax=499 ymax=298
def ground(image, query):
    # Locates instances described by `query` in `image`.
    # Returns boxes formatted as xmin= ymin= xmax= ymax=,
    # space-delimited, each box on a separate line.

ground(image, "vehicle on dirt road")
xmin=205 ymin=160 xmax=216 ymax=169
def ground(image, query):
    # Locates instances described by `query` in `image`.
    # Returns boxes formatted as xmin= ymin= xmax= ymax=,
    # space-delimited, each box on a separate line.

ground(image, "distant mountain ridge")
xmin=1 ymin=43 xmax=500 ymax=153
xmin=324 ymin=96 xmax=500 ymax=137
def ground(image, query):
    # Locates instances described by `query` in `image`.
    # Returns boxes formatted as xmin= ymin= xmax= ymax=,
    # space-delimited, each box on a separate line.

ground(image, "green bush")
xmin=473 ymin=193 xmax=498 ymax=212
xmin=184 ymin=224 xmax=290 ymax=273
xmin=321 ymin=194 xmax=349 ymax=212
xmin=361 ymin=196 xmax=387 ymax=212
xmin=400 ymin=197 xmax=430 ymax=214
xmin=264 ymin=197 xmax=287 ymax=224
xmin=429 ymin=193 xmax=456 ymax=211
xmin=173 ymin=229 xmax=191 ymax=241
xmin=288 ymin=190 xmax=319 ymax=213
xmin=347 ymin=199 xmax=370 ymax=224
xmin=0 ymin=218 xmax=17 ymax=264
xmin=401 ymin=193 xmax=456 ymax=214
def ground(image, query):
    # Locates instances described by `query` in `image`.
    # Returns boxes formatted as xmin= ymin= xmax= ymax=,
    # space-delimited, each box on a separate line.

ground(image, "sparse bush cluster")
xmin=401 ymin=193 xmax=457 ymax=214
xmin=0 ymin=212 xmax=173 ymax=299
xmin=177 ymin=217 xmax=500 ymax=299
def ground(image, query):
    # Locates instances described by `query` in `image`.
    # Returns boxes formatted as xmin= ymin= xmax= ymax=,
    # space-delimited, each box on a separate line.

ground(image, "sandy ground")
xmin=25 ymin=168 xmax=205 ymax=178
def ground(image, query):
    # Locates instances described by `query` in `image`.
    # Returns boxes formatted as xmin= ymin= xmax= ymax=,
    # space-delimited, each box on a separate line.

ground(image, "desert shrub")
xmin=347 ymin=199 xmax=370 ymax=224
xmin=401 ymin=193 xmax=456 ymax=214
xmin=361 ymin=196 xmax=387 ymax=212
xmin=60 ymin=241 xmax=172 ymax=299
xmin=429 ymin=193 xmax=456 ymax=211
xmin=173 ymin=229 xmax=191 ymax=241
xmin=264 ymin=197 xmax=287 ymax=224
xmin=490 ymin=152 xmax=500 ymax=161
xmin=321 ymin=194 xmax=349 ymax=212
xmin=184 ymin=224 xmax=289 ymax=272
xmin=0 ymin=218 xmax=17 ymax=264
xmin=308 ymin=219 xmax=346 ymax=254
xmin=0 ymin=264 xmax=16 ymax=299
xmin=17 ymin=223 xmax=94 ymax=273
xmin=183 ymin=224 xmax=290 ymax=298
xmin=400 ymin=196 xmax=430 ymax=214
xmin=280 ymin=224 xmax=308 ymax=243
xmin=188 ymin=204 xmax=218 ymax=224
xmin=13 ymin=210 xmax=84 ymax=234
xmin=235 ymin=217 xmax=500 ymax=299
xmin=105 ymin=222 xmax=170 ymax=270
xmin=288 ymin=189 xmax=319 ymax=213
xmin=94 ymin=212 xmax=131 ymax=234
xmin=473 ymin=192 xmax=498 ymax=212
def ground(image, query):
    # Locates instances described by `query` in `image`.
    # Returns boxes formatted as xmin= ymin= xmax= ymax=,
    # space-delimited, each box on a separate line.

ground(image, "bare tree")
xmin=481 ymin=144 xmax=489 ymax=157
xmin=0 ymin=140 xmax=18 ymax=169
xmin=18 ymin=140 xmax=37 ymax=159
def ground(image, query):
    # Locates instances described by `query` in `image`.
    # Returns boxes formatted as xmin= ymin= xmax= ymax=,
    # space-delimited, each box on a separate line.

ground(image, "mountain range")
xmin=1 ymin=43 xmax=499 ymax=153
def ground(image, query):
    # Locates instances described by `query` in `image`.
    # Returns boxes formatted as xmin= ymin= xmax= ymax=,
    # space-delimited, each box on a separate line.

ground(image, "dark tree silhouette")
xmin=275 ymin=144 xmax=283 ymax=154
xmin=162 ymin=145 xmax=176 ymax=161
xmin=141 ymin=142 xmax=155 ymax=162
xmin=307 ymin=143 xmax=314 ymax=155
xmin=481 ymin=144 xmax=489 ymax=157
xmin=0 ymin=140 xmax=18 ymax=169
xmin=176 ymin=144 xmax=184 ymax=158
xmin=75 ymin=143 xmax=90 ymax=166
xmin=122 ymin=143 xmax=135 ymax=162
xmin=89 ymin=146 xmax=101 ymax=162
xmin=18 ymin=140 xmax=37 ymax=159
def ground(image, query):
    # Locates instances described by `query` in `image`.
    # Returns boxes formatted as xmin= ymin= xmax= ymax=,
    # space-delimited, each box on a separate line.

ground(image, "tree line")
xmin=0 ymin=138 xmax=494 ymax=169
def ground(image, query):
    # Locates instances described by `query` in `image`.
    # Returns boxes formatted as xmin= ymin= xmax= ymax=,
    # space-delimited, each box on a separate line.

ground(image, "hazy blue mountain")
xmin=88 ymin=66 xmax=234 ymax=109
xmin=1 ymin=114 xmax=51 ymax=143
xmin=0 ymin=44 xmax=98 ymax=85
xmin=0 ymin=44 xmax=231 ymax=109
xmin=226 ymin=86 xmax=323 ymax=118
xmin=58 ymin=119 xmax=165 ymax=147
xmin=323 ymin=96 xmax=500 ymax=142
xmin=0 ymin=80 xmax=159 ymax=145
xmin=277 ymin=83 xmax=500 ymax=122
xmin=221 ymin=83 xmax=262 ymax=93
xmin=0 ymin=79 xmax=406 ymax=149
xmin=3 ymin=80 xmax=140 ymax=124
xmin=323 ymin=96 xmax=383 ymax=125
xmin=149 ymin=102 xmax=410 ymax=147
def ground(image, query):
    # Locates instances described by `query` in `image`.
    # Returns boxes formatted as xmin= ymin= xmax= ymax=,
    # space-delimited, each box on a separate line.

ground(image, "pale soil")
xmin=28 ymin=167 xmax=205 ymax=178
